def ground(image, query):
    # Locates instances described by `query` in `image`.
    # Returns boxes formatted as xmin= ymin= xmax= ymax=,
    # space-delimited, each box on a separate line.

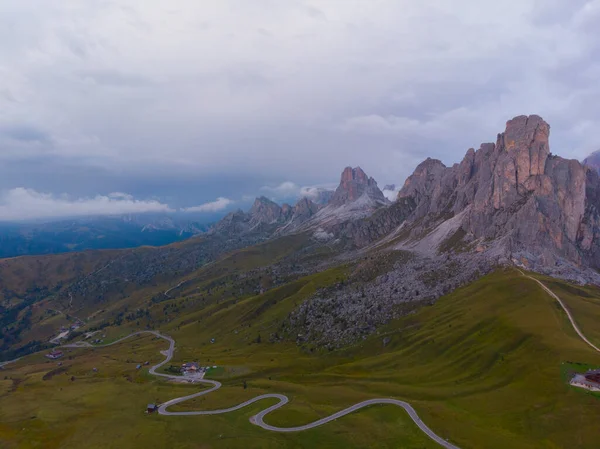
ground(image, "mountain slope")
xmin=2 ymin=269 xmax=600 ymax=448
xmin=390 ymin=115 xmax=600 ymax=282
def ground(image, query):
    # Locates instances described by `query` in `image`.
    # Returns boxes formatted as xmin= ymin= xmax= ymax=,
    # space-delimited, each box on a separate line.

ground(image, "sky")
xmin=1 ymin=0 xmax=600 ymax=220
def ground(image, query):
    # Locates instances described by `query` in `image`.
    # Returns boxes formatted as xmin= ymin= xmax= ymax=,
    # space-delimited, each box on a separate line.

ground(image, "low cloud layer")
xmin=0 ymin=188 xmax=172 ymax=221
xmin=260 ymin=182 xmax=337 ymax=203
xmin=382 ymin=186 xmax=400 ymax=202
xmin=182 ymin=197 xmax=234 ymax=213
xmin=260 ymin=182 xmax=300 ymax=199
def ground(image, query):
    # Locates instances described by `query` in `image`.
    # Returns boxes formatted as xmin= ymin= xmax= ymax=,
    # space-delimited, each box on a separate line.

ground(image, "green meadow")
xmin=1 ymin=268 xmax=600 ymax=448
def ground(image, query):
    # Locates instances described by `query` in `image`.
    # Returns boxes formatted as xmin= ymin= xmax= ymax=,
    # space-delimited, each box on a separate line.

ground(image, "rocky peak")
xmin=394 ymin=114 xmax=600 ymax=279
xmin=286 ymin=197 xmax=320 ymax=226
xmin=281 ymin=203 xmax=292 ymax=216
xmin=249 ymin=196 xmax=284 ymax=225
xmin=583 ymin=150 xmax=600 ymax=174
xmin=329 ymin=166 xmax=387 ymax=206
xmin=397 ymin=158 xmax=448 ymax=209
xmin=211 ymin=209 xmax=250 ymax=235
xmin=490 ymin=115 xmax=551 ymax=210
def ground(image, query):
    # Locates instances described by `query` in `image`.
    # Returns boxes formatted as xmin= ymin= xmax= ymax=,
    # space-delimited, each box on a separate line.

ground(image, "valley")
xmin=1 ymin=268 xmax=600 ymax=449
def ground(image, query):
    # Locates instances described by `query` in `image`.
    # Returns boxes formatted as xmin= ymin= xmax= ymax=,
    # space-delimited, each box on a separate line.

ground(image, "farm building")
xmin=181 ymin=362 xmax=200 ymax=375
xmin=147 ymin=404 xmax=158 ymax=413
xmin=46 ymin=350 xmax=64 ymax=360
xmin=570 ymin=369 xmax=600 ymax=392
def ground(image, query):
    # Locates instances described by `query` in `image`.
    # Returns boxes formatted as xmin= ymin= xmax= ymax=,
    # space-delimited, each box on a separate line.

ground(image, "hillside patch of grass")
xmin=2 ymin=269 xmax=600 ymax=448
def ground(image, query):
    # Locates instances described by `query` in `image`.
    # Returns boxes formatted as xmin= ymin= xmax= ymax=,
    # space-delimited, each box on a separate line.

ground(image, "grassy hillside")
xmin=1 ymin=268 xmax=599 ymax=448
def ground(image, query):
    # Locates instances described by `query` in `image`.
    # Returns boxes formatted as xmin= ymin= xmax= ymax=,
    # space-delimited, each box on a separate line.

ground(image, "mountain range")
xmin=3 ymin=114 xmax=600 ymax=449
xmin=2 ymin=113 xmax=600 ymax=358
xmin=209 ymin=115 xmax=600 ymax=283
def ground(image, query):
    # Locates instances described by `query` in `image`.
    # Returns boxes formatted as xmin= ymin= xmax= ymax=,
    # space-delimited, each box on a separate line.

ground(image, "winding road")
xmin=52 ymin=269 xmax=600 ymax=448
xmin=518 ymin=270 xmax=600 ymax=355
xmin=68 ymin=330 xmax=459 ymax=448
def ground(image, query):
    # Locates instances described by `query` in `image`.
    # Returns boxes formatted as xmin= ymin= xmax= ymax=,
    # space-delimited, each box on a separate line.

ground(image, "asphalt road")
xmin=69 ymin=330 xmax=459 ymax=448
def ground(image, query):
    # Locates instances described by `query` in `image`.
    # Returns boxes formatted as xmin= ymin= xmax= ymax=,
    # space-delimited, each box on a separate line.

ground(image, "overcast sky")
xmin=1 ymin=0 xmax=599 ymax=220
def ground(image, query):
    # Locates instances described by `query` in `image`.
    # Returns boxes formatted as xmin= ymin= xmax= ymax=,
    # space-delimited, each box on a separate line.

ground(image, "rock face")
xmin=248 ymin=196 xmax=291 ymax=227
xmin=214 ymin=116 xmax=600 ymax=280
xmin=583 ymin=150 xmax=600 ymax=174
xmin=213 ymin=194 xmax=323 ymax=237
xmin=397 ymin=114 xmax=600 ymax=278
xmin=291 ymin=197 xmax=320 ymax=223
xmin=329 ymin=166 xmax=387 ymax=206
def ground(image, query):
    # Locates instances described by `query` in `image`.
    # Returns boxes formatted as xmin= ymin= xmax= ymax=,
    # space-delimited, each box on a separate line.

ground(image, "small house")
xmin=136 ymin=364 xmax=142 ymax=370
xmin=46 ymin=350 xmax=64 ymax=360
xmin=181 ymin=362 xmax=200 ymax=375
xmin=147 ymin=404 xmax=158 ymax=413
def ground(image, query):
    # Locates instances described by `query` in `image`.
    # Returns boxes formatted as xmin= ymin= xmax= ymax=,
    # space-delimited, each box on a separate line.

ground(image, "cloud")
xmin=0 ymin=188 xmax=172 ymax=221
xmin=2 ymin=1 xmax=600 ymax=200
xmin=260 ymin=182 xmax=300 ymax=198
xmin=182 ymin=197 xmax=234 ymax=213
xmin=260 ymin=182 xmax=337 ymax=204
xmin=299 ymin=186 xmax=336 ymax=203
xmin=382 ymin=185 xmax=399 ymax=202
xmin=0 ymin=124 xmax=49 ymax=143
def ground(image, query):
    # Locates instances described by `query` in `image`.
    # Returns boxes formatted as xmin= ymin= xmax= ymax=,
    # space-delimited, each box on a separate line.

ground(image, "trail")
xmin=518 ymin=270 xmax=600 ymax=354
xmin=69 ymin=331 xmax=459 ymax=448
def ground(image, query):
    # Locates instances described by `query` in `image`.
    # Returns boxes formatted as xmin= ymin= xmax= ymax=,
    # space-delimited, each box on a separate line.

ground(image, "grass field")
xmin=1 ymin=268 xmax=600 ymax=448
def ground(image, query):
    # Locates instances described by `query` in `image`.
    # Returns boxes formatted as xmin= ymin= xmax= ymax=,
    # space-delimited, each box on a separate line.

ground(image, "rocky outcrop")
xmin=248 ymin=196 xmax=291 ymax=226
xmin=212 ymin=209 xmax=251 ymax=235
xmin=395 ymin=114 xmax=600 ymax=280
xmin=329 ymin=166 xmax=387 ymax=206
xmin=291 ymin=197 xmax=320 ymax=223
xmin=583 ymin=150 xmax=600 ymax=178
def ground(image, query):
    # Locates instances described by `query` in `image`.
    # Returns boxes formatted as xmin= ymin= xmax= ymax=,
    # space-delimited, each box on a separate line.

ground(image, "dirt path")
xmin=518 ymin=270 xmax=600 ymax=354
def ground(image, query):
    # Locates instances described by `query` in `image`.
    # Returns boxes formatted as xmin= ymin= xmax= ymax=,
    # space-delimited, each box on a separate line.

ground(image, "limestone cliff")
xmin=397 ymin=115 xmax=599 ymax=277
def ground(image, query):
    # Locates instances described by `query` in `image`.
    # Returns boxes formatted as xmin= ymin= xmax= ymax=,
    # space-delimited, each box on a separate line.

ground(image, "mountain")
xmin=208 ymin=117 xmax=600 ymax=282
xmin=0 ymin=214 xmax=209 ymax=258
xmin=248 ymin=196 xmax=292 ymax=226
xmin=329 ymin=166 xmax=387 ymax=206
xmin=4 ymin=113 xmax=600 ymax=363
xmin=4 ymin=116 xmax=600 ymax=448
xmin=583 ymin=150 xmax=600 ymax=174
xmin=391 ymin=115 xmax=599 ymax=282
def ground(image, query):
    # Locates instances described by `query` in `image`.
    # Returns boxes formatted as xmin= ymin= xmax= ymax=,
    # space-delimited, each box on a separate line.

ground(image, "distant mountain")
xmin=583 ymin=150 xmax=600 ymax=174
xmin=209 ymin=115 xmax=600 ymax=282
xmin=6 ymin=112 xmax=600 ymax=365
xmin=0 ymin=214 xmax=210 ymax=258
xmin=329 ymin=166 xmax=387 ymax=207
xmin=301 ymin=187 xmax=334 ymax=205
